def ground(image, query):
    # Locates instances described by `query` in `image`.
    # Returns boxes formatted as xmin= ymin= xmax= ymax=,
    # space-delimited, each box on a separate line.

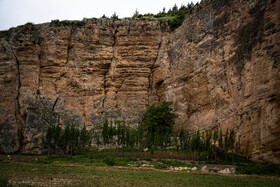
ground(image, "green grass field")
xmin=1 ymin=160 xmax=280 ymax=187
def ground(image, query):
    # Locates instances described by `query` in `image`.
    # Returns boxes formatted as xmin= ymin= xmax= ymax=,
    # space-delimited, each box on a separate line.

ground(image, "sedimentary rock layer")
xmin=0 ymin=0 xmax=279 ymax=163
xmin=0 ymin=19 xmax=166 ymax=153
xmin=152 ymin=0 xmax=280 ymax=163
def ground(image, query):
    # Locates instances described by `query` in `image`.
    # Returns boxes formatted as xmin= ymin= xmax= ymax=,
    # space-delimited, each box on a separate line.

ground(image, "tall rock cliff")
xmin=0 ymin=0 xmax=279 ymax=163
xmin=0 ymin=19 xmax=166 ymax=153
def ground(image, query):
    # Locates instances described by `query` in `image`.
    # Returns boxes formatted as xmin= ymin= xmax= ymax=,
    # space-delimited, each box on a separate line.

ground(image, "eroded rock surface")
xmin=0 ymin=19 xmax=166 ymax=153
xmin=150 ymin=0 xmax=280 ymax=163
xmin=0 ymin=0 xmax=279 ymax=163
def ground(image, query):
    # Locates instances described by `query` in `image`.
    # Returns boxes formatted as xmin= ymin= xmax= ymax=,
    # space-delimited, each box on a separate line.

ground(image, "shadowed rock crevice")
xmin=9 ymin=44 xmax=21 ymax=120
xmin=102 ymin=70 xmax=108 ymax=109
xmin=102 ymin=25 xmax=120 ymax=109
xmin=65 ymin=25 xmax=73 ymax=66
xmin=110 ymin=25 xmax=119 ymax=81
xmin=37 ymin=31 xmax=42 ymax=96
xmin=230 ymin=1 xmax=266 ymax=74
xmin=52 ymin=96 xmax=60 ymax=111
xmin=148 ymin=40 xmax=162 ymax=105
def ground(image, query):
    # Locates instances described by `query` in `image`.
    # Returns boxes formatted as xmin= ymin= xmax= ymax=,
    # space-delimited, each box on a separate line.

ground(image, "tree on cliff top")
xmin=111 ymin=12 xmax=118 ymax=19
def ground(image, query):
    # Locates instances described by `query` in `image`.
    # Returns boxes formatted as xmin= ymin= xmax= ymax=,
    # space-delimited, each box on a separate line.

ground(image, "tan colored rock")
xmin=0 ymin=19 xmax=166 ymax=153
xmin=150 ymin=0 xmax=280 ymax=163
xmin=0 ymin=0 xmax=279 ymax=163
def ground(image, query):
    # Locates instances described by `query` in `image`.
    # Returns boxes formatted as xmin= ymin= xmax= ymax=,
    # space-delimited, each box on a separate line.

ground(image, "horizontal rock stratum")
xmin=0 ymin=0 xmax=279 ymax=163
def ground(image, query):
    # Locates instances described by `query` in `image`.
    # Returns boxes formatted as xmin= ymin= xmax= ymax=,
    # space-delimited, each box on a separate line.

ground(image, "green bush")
xmin=158 ymin=159 xmax=192 ymax=167
xmin=50 ymin=20 xmax=86 ymax=28
xmin=125 ymin=157 xmax=138 ymax=162
xmin=236 ymin=163 xmax=280 ymax=176
xmin=111 ymin=12 xmax=119 ymax=19
xmin=142 ymin=3 xmax=194 ymax=31
xmin=104 ymin=156 xmax=116 ymax=166
xmin=0 ymin=31 xmax=11 ymax=40
xmin=89 ymin=155 xmax=104 ymax=160
xmin=0 ymin=176 xmax=9 ymax=187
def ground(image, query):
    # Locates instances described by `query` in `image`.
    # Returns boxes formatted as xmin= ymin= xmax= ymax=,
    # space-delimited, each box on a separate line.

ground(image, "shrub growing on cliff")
xmin=50 ymin=19 xmax=86 ymax=27
xmin=0 ymin=30 xmax=11 ymax=40
xmin=132 ymin=9 xmax=140 ymax=18
xmin=141 ymin=3 xmax=195 ymax=31
xmin=111 ymin=12 xmax=119 ymax=19
xmin=101 ymin=14 xmax=107 ymax=18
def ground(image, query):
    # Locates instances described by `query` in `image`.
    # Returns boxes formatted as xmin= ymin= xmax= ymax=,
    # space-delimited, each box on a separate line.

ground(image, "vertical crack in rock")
xmin=102 ymin=25 xmax=119 ymax=109
xmin=0 ymin=1 xmax=278 ymax=162
xmin=115 ymin=72 xmax=132 ymax=108
xmin=37 ymin=31 xmax=42 ymax=95
xmin=147 ymin=73 xmax=153 ymax=105
xmin=110 ymin=25 xmax=119 ymax=81
xmin=102 ymin=70 xmax=108 ymax=109
xmin=148 ymin=40 xmax=162 ymax=105
xmin=127 ymin=21 xmax=131 ymax=35
xmin=9 ymin=42 xmax=24 ymax=152
xmin=66 ymin=25 xmax=73 ymax=65
xmin=116 ymin=74 xmax=130 ymax=95
xmin=52 ymin=96 xmax=60 ymax=111
xmin=9 ymin=44 xmax=21 ymax=120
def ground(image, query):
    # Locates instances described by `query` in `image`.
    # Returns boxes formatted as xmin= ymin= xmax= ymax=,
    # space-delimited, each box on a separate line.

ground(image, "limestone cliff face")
xmin=0 ymin=19 xmax=166 ymax=153
xmin=150 ymin=0 xmax=280 ymax=163
xmin=0 ymin=0 xmax=279 ymax=163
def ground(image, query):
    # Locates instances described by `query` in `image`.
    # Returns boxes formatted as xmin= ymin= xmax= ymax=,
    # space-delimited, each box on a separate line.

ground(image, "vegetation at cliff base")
xmin=41 ymin=100 xmax=244 ymax=165
xmin=0 ymin=175 xmax=9 ymax=187
xmin=45 ymin=123 xmax=91 ymax=155
xmin=2 ymin=99 xmax=280 ymax=185
xmin=236 ymin=163 xmax=280 ymax=177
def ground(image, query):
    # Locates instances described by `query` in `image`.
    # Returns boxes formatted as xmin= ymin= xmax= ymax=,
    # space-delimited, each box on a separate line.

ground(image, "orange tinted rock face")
xmin=0 ymin=19 xmax=166 ymax=153
xmin=150 ymin=0 xmax=280 ymax=163
xmin=0 ymin=0 xmax=279 ymax=163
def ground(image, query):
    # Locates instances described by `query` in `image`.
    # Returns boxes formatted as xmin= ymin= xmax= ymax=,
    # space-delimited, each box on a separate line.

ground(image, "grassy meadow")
xmin=1 ymin=156 xmax=280 ymax=187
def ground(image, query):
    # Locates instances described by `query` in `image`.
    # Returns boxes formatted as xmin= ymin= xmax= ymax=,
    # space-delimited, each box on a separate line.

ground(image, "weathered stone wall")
xmin=0 ymin=0 xmax=279 ymax=163
xmin=0 ymin=19 xmax=167 ymax=153
xmin=150 ymin=0 xmax=280 ymax=163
